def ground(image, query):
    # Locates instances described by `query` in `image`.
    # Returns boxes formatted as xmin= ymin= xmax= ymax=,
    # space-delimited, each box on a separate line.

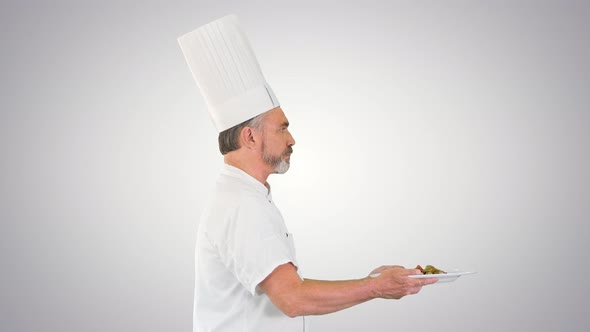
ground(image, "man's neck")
xmin=224 ymin=153 xmax=271 ymax=188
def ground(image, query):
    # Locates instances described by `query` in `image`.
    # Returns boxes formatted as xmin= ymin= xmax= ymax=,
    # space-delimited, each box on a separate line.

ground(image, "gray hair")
xmin=218 ymin=113 xmax=266 ymax=155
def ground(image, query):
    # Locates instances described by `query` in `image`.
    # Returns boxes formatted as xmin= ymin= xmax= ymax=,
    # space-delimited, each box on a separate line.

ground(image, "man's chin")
xmin=274 ymin=160 xmax=290 ymax=174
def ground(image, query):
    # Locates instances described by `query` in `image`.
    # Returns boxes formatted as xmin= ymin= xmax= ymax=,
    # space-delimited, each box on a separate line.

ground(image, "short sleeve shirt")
xmin=193 ymin=164 xmax=304 ymax=332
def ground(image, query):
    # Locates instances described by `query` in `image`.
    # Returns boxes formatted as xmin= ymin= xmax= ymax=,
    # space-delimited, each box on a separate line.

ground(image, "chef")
xmin=178 ymin=14 xmax=437 ymax=332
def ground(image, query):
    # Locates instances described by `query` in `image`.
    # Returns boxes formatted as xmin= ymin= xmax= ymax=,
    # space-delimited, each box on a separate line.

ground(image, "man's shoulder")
xmin=200 ymin=182 xmax=276 ymax=240
xmin=203 ymin=179 xmax=268 ymax=216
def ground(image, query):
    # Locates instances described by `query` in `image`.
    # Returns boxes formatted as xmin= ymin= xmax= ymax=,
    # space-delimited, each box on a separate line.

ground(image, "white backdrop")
xmin=1 ymin=1 xmax=589 ymax=331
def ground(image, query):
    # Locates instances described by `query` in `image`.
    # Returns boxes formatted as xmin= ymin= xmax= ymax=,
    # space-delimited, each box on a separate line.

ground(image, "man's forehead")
xmin=264 ymin=107 xmax=289 ymax=126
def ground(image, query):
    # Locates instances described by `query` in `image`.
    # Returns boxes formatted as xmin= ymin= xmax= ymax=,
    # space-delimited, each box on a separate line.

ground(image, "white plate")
xmin=369 ymin=271 xmax=476 ymax=283
xmin=409 ymin=271 xmax=476 ymax=283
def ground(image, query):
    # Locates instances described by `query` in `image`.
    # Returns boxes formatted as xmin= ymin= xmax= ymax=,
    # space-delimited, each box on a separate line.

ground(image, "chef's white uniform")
xmin=193 ymin=164 xmax=304 ymax=332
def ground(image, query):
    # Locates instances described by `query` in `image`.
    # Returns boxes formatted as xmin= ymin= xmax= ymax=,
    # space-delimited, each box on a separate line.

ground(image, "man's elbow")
xmin=274 ymin=297 xmax=309 ymax=318
xmin=280 ymin=302 xmax=306 ymax=318
xmin=260 ymin=263 xmax=310 ymax=317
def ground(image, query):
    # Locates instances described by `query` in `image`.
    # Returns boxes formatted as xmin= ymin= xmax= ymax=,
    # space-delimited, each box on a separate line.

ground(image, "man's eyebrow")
xmin=281 ymin=121 xmax=290 ymax=127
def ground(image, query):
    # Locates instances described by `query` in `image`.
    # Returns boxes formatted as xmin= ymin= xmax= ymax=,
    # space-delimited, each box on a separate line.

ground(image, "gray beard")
xmin=262 ymin=152 xmax=290 ymax=174
xmin=273 ymin=159 xmax=290 ymax=174
xmin=262 ymin=144 xmax=291 ymax=174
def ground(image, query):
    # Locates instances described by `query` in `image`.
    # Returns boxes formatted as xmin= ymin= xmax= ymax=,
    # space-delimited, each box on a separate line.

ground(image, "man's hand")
xmin=368 ymin=265 xmax=438 ymax=299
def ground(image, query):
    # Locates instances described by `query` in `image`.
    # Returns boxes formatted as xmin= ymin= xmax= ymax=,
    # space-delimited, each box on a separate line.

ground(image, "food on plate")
xmin=415 ymin=264 xmax=446 ymax=275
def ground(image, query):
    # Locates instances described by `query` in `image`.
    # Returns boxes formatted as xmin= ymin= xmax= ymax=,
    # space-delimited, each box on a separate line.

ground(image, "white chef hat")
xmin=178 ymin=14 xmax=280 ymax=132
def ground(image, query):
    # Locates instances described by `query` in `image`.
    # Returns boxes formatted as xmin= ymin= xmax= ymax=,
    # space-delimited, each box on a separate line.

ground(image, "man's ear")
xmin=239 ymin=126 xmax=258 ymax=149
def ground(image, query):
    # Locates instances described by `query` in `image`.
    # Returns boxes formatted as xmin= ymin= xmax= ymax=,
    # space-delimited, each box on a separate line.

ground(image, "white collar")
xmin=220 ymin=164 xmax=271 ymax=197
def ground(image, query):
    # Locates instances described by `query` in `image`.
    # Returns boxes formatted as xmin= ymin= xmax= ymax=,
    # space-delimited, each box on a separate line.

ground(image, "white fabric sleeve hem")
xmin=250 ymin=258 xmax=299 ymax=296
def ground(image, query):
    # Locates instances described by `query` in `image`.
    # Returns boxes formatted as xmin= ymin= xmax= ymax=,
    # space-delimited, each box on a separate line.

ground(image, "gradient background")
xmin=1 ymin=1 xmax=589 ymax=331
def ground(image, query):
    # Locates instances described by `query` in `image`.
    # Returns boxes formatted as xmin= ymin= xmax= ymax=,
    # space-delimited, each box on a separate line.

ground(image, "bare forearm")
xmin=280 ymin=277 xmax=376 ymax=317
xmin=260 ymin=263 xmax=435 ymax=318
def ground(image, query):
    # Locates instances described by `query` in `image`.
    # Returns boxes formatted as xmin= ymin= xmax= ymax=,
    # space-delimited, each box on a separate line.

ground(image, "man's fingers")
xmin=412 ymin=269 xmax=423 ymax=275
xmin=420 ymin=277 xmax=439 ymax=286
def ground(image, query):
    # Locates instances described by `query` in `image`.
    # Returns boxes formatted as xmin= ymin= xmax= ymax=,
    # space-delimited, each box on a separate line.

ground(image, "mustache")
xmin=283 ymin=147 xmax=293 ymax=156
